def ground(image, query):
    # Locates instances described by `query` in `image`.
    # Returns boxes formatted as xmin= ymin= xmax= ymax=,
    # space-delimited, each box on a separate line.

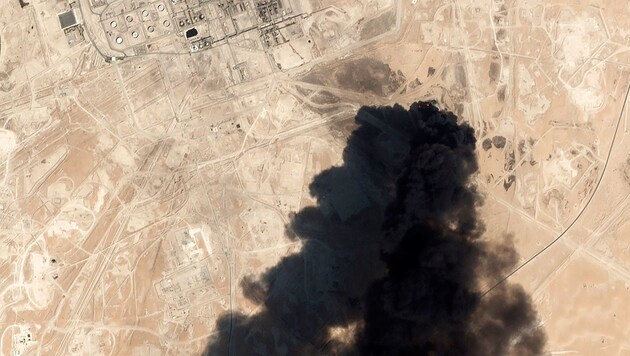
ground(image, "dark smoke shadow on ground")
xmin=202 ymin=103 xmax=546 ymax=356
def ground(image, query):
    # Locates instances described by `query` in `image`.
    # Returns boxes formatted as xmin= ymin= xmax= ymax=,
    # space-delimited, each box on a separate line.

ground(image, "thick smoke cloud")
xmin=203 ymin=103 xmax=545 ymax=355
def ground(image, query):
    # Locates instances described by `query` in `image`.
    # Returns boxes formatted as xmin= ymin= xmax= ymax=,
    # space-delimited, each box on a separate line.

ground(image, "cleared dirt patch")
xmin=360 ymin=10 xmax=396 ymax=40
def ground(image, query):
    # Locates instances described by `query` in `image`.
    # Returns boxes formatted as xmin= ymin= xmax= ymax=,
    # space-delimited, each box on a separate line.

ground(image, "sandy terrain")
xmin=0 ymin=0 xmax=629 ymax=354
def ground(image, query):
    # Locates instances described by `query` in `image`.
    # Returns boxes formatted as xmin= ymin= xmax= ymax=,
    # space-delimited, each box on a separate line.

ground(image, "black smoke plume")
xmin=203 ymin=103 xmax=545 ymax=355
